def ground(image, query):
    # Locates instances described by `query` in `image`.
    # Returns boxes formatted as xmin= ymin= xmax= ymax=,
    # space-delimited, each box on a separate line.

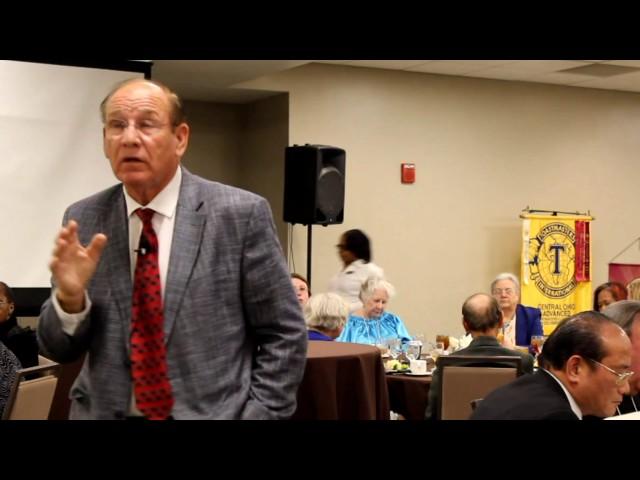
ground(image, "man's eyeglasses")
xmin=587 ymin=358 xmax=634 ymax=386
xmin=492 ymin=288 xmax=515 ymax=296
xmin=105 ymin=118 xmax=168 ymax=138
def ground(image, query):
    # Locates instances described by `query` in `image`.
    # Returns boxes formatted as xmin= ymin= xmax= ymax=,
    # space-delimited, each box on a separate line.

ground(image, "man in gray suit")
xmin=37 ymin=78 xmax=307 ymax=419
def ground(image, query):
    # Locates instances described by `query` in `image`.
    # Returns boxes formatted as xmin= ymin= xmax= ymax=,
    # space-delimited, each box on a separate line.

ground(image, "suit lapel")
xmin=163 ymin=172 xmax=205 ymax=343
xmin=101 ymin=189 xmax=133 ymax=352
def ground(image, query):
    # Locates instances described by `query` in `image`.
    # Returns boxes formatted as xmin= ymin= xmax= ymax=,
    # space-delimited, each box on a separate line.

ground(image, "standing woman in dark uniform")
xmin=0 ymin=282 xmax=38 ymax=368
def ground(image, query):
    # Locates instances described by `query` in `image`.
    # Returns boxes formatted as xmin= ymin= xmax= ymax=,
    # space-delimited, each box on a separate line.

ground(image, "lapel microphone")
xmin=135 ymin=237 xmax=152 ymax=256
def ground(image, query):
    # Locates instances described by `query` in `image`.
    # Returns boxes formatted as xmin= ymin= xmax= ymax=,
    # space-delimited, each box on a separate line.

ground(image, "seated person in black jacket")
xmin=471 ymin=311 xmax=633 ymax=420
xmin=425 ymin=293 xmax=534 ymax=420
xmin=0 ymin=282 xmax=38 ymax=368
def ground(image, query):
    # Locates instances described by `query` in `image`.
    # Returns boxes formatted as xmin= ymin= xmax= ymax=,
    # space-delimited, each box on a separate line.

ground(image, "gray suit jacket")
xmin=37 ymin=168 xmax=307 ymax=419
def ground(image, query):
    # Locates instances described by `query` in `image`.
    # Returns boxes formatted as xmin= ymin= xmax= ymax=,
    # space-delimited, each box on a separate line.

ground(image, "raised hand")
xmin=49 ymin=220 xmax=108 ymax=313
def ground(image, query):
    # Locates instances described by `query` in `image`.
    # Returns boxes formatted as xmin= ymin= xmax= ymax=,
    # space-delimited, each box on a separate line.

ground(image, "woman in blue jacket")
xmin=491 ymin=273 xmax=543 ymax=348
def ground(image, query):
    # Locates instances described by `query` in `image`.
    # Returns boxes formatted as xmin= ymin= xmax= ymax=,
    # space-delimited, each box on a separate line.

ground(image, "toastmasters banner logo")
xmin=529 ymin=222 xmax=577 ymax=299
xmin=521 ymin=213 xmax=592 ymax=335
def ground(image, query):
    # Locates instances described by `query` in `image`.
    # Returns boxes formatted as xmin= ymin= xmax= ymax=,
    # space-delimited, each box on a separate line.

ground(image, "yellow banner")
xmin=521 ymin=214 xmax=593 ymax=336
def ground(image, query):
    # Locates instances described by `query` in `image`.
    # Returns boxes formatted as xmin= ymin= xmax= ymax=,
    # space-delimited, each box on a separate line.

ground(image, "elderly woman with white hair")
xmin=490 ymin=272 xmax=543 ymax=349
xmin=337 ymin=278 xmax=411 ymax=345
xmin=304 ymin=293 xmax=349 ymax=341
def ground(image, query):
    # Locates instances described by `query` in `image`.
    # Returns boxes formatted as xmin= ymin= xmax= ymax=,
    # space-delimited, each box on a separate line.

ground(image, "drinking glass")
xmin=406 ymin=340 xmax=422 ymax=361
xmin=436 ymin=334 xmax=450 ymax=351
xmin=387 ymin=338 xmax=402 ymax=360
xmin=430 ymin=341 xmax=445 ymax=362
xmin=530 ymin=335 xmax=545 ymax=357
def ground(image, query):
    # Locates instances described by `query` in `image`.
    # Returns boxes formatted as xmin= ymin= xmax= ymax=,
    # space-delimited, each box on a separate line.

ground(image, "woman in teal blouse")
xmin=337 ymin=278 xmax=412 ymax=345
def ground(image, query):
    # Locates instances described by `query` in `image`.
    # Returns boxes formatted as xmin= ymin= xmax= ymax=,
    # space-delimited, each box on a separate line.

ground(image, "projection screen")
xmin=1 ymin=60 xmax=149 ymax=314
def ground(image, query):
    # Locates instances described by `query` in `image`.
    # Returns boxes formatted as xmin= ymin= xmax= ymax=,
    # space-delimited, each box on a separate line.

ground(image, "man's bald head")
xmin=462 ymin=293 xmax=503 ymax=333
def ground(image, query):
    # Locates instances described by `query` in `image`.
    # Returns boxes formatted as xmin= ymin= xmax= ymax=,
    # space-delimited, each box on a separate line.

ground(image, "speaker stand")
xmin=306 ymin=224 xmax=313 ymax=290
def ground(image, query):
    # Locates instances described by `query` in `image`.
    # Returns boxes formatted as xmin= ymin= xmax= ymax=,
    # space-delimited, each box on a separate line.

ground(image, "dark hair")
xmin=541 ymin=311 xmax=613 ymax=370
xmin=291 ymin=273 xmax=311 ymax=296
xmin=462 ymin=293 xmax=502 ymax=332
xmin=0 ymin=282 xmax=15 ymax=304
xmin=100 ymin=78 xmax=186 ymax=128
xmin=342 ymin=229 xmax=372 ymax=263
xmin=601 ymin=299 xmax=640 ymax=337
xmin=0 ymin=281 xmax=17 ymax=322
xmin=593 ymin=281 xmax=628 ymax=311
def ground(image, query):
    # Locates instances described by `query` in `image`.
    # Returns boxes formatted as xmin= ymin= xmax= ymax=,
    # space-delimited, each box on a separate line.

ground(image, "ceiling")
xmin=151 ymin=60 xmax=640 ymax=104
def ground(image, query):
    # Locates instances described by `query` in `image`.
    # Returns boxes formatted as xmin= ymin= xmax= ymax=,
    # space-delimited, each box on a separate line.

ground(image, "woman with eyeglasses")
xmin=0 ymin=282 xmax=39 ymax=368
xmin=490 ymin=272 xmax=543 ymax=350
xmin=328 ymin=229 xmax=384 ymax=313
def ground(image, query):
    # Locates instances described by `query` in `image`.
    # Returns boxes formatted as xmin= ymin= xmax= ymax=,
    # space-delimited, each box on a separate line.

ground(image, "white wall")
xmin=237 ymin=62 xmax=640 ymax=340
xmin=1 ymin=61 xmax=142 ymax=288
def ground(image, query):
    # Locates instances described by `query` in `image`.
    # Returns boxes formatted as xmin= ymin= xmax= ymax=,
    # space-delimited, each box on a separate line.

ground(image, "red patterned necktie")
xmin=130 ymin=208 xmax=174 ymax=420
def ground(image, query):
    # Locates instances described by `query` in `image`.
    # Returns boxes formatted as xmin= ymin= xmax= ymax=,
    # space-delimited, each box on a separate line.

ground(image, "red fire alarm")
xmin=401 ymin=163 xmax=415 ymax=184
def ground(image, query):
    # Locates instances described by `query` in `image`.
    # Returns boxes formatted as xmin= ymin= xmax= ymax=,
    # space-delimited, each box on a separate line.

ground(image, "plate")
xmin=385 ymin=369 xmax=411 ymax=374
xmin=404 ymin=371 xmax=432 ymax=376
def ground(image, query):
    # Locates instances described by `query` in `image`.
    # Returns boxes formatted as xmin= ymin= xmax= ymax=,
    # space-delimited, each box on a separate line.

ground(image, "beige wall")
xmin=180 ymin=96 xmax=289 ymax=249
xmin=237 ymin=94 xmax=289 ymax=247
xmin=237 ymin=62 xmax=640 ymax=340
xmin=181 ymin=100 xmax=245 ymax=186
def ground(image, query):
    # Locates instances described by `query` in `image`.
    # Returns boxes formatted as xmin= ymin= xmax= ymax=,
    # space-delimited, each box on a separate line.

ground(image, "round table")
xmin=292 ymin=341 xmax=390 ymax=420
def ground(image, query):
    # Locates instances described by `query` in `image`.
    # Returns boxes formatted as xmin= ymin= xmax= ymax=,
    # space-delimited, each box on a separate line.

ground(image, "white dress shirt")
xmin=50 ymin=167 xmax=182 ymax=416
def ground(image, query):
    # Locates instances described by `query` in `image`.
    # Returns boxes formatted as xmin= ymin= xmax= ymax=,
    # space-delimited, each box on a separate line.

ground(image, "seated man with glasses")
xmin=491 ymin=272 xmax=543 ymax=351
xmin=471 ymin=311 xmax=632 ymax=420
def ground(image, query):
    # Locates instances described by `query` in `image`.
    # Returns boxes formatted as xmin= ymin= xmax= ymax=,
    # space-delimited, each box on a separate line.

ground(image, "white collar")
xmin=123 ymin=166 xmax=181 ymax=219
xmin=542 ymin=369 xmax=583 ymax=419
xmin=344 ymin=259 xmax=366 ymax=272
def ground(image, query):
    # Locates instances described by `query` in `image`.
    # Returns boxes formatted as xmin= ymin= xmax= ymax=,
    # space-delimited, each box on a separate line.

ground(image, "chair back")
xmin=2 ymin=355 xmax=61 ymax=420
xmin=438 ymin=355 xmax=522 ymax=420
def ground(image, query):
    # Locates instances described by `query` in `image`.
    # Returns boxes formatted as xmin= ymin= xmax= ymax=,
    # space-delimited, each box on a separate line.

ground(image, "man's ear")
xmin=174 ymin=123 xmax=190 ymax=157
xmin=102 ymin=128 xmax=108 ymax=157
xmin=462 ymin=319 xmax=470 ymax=332
xmin=565 ymin=355 xmax=584 ymax=384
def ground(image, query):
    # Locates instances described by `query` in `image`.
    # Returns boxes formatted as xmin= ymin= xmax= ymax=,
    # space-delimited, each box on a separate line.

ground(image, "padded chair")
xmin=437 ymin=355 xmax=523 ymax=420
xmin=2 ymin=355 xmax=61 ymax=420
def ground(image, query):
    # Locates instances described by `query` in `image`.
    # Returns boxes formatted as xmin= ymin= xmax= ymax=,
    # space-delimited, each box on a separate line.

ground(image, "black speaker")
xmin=283 ymin=144 xmax=345 ymax=225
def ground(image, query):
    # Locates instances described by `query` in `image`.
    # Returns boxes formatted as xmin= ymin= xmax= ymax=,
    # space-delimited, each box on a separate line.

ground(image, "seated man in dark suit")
xmin=471 ymin=311 xmax=632 ymax=420
xmin=425 ymin=293 xmax=534 ymax=420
